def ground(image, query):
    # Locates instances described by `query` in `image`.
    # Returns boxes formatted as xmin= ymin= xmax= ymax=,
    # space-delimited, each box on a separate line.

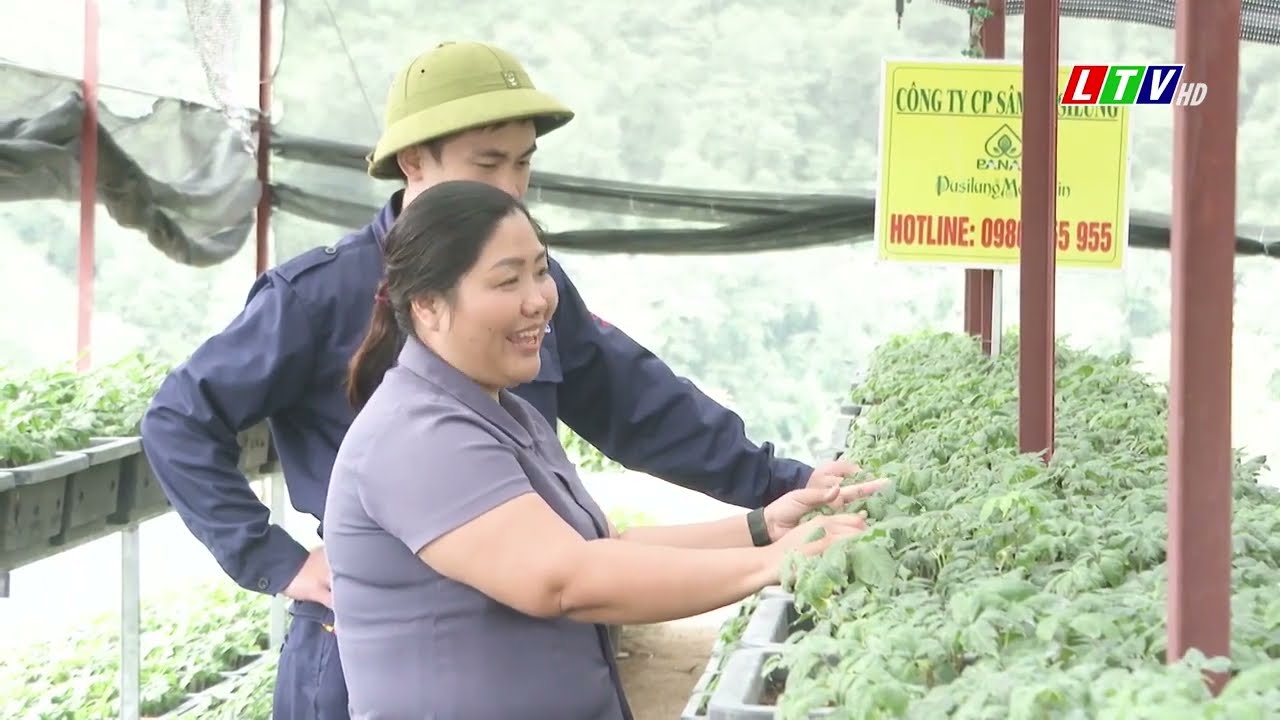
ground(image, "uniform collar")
xmin=371 ymin=191 xmax=403 ymax=251
xmin=396 ymin=336 xmax=534 ymax=449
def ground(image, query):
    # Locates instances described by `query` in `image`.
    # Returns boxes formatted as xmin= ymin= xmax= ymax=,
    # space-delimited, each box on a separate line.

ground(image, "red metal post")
xmin=963 ymin=271 xmax=994 ymax=353
xmin=963 ymin=0 xmax=1004 ymax=355
xmin=1017 ymin=0 xmax=1057 ymax=459
xmin=76 ymin=0 xmax=100 ymax=371
xmin=1166 ymin=0 xmax=1239 ymax=694
xmin=256 ymin=0 xmax=273 ymax=276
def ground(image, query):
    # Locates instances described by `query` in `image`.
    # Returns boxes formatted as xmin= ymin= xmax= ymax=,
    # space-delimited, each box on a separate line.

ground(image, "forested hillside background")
xmin=1 ymin=0 xmax=1277 ymax=484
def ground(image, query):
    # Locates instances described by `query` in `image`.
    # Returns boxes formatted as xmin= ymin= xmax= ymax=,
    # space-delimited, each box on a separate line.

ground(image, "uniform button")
xmin=323 ymin=246 xmax=337 ymax=255
xmin=257 ymin=577 xmax=270 ymax=590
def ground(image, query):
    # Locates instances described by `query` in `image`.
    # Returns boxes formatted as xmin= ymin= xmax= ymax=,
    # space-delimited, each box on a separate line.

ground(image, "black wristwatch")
xmin=746 ymin=508 xmax=772 ymax=547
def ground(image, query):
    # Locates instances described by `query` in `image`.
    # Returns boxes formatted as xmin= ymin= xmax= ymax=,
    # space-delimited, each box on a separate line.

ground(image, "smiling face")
xmin=410 ymin=208 xmax=558 ymax=395
xmin=398 ymin=120 xmax=538 ymax=203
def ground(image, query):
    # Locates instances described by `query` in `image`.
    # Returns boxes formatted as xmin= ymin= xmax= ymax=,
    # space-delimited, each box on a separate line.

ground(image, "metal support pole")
xmin=77 ymin=0 xmax=100 ymax=370
xmin=1018 ymin=0 xmax=1058 ymax=460
xmin=1166 ymin=0 xmax=1239 ymax=695
xmin=120 ymin=524 xmax=141 ymax=720
xmin=990 ymin=270 xmax=1003 ymax=356
xmin=258 ymin=0 xmax=287 ymax=652
xmin=270 ymin=474 xmax=288 ymax=651
xmin=963 ymin=270 xmax=994 ymax=353
xmin=256 ymin=0 xmax=273 ymax=275
xmin=962 ymin=0 xmax=1004 ymax=355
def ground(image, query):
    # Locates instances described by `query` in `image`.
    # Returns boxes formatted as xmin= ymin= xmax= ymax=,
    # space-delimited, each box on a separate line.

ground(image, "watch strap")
xmin=746 ymin=508 xmax=772 ymax=547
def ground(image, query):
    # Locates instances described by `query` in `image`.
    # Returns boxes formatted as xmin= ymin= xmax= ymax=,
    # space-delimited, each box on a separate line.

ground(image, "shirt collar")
xmin=371 ymin=191 xmax=403 ymax=251
xmin=395 ymin=336 xmax=535 ymax=449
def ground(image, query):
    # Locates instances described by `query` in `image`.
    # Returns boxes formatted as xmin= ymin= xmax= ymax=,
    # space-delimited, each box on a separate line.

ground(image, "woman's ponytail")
xmin=346 ymin=280 xmax=403 ymax=411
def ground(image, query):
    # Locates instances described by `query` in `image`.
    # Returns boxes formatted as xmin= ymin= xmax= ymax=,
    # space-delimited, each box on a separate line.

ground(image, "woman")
xmin=324 ymin=180 xmax=876 ymax=719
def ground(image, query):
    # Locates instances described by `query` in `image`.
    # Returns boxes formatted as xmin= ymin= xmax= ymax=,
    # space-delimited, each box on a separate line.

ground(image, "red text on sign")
xmin=887 ymin=215 xmax=1115 ymax=254
xmin=980 ymin=219 xmax=1115 ymax=253
xmin=887 ymin=214 xmax=974 ymax=247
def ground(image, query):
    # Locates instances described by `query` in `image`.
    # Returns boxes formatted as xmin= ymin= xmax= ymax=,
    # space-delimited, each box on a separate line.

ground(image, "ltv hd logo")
xmin=1060 ymin=64 xmax=1207 ymax=106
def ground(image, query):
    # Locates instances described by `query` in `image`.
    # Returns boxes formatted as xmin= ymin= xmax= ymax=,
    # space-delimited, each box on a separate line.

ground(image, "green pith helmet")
xmin=367 ymin=41 xmax=575 ymax=180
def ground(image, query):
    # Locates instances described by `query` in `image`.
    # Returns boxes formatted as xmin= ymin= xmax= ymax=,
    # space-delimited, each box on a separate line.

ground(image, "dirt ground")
xmin=615 ymin=616 xmax=722 ymax=720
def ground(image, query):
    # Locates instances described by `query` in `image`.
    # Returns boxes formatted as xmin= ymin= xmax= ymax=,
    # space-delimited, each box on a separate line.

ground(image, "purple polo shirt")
xmin=324 ymin=337 xmax=631 ymax=720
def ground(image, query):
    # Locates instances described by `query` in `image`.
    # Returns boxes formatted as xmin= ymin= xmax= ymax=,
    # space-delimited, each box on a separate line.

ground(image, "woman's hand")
xmin=762 ymin=478 xmax=889 ymax=542
xmin=755 ymin=514 xmax=869 ymax=584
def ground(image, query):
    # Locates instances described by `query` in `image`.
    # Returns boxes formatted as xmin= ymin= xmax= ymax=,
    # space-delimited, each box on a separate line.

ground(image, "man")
xmin=140 ymin=41 xmax=860 ymax=719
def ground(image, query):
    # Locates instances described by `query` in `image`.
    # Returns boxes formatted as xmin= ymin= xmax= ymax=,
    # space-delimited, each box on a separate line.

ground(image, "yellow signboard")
xmin=874 ymin=59 xmax=1131 ymax=270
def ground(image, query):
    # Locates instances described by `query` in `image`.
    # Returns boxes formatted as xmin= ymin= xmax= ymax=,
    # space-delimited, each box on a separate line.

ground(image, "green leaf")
xmin=1068 ymin=612 xmax=1113 ymax=640
xmin=848 ymin=541 xmax=897 ymax=589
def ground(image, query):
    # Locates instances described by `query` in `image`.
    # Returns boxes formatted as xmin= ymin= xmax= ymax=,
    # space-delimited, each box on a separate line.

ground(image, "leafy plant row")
xmin=559 ymin=424 xmax=622 ymax=472
xmin=0 ymin=352 xmax=171 ymax=468
xmin=772 ymin=331 xmax=1280 ymax=718
xmin=0 ymin=582 xmax=272 ymax=719
xmin=1 ymin=351 xmax=609 ymax=474
xmin=168 ymin=652 xmax=276 ymax=719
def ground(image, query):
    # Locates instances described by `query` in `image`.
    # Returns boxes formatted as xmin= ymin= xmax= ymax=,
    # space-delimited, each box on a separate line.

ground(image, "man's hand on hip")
xmin=282 ymin=546 xmax=333 ymax=608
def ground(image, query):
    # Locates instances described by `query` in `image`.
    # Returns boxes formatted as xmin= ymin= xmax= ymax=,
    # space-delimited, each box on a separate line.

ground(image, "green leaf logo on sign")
xmin=984 ymin=123 xmax=1023 ymax=159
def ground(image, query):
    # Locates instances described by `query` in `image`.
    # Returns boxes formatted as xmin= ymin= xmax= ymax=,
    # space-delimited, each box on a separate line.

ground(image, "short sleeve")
xmin=357 ymin=413 xmax=533 ymax=554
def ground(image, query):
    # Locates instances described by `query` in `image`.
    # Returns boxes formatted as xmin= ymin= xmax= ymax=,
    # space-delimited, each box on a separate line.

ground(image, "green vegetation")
xmin=0 ymin=583 xmax=272 ymax=719
xmin=0 ymin=352 xmax=170 ymax=467
xmin=4 ymin=330 xmax=1277 ymax=717
xmin=560 ymin=425 xmax=623 ymax=472
xmin=169 ymin=653 xmax=276 ymax=719
xmin=697 ymin=593 xmax=764 ymax=714
xmin=605 ymin=506 xmax=657 ymax=533
xmin=768 ymin=331 xmax=1280 ymax=718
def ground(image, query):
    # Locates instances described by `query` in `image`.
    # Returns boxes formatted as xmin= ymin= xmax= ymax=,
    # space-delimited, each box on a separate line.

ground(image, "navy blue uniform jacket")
xmin=140 ymin=193 xmax=814 ymax=595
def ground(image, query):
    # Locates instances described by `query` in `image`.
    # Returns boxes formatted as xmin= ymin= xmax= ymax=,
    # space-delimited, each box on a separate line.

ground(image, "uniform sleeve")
xmin=357 ymin=414 xmax=534 ymax=555
xmin=548 ymin=261 xmax=813 ymax=507
xmin=139 ymin=272 xmax=314 ymax=595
